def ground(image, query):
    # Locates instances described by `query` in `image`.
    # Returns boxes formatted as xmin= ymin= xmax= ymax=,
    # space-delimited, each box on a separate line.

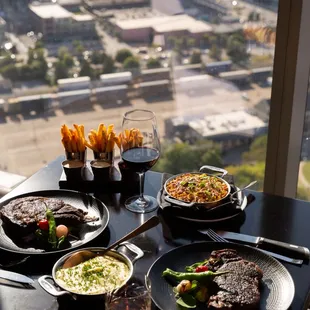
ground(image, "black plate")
xmin=157 ymin=187 xmax=247 ymax=223
xmin=0 ymin=190 xmax=109 ymax=255
xmin=147 ymin=242 xmax=295 ymax=310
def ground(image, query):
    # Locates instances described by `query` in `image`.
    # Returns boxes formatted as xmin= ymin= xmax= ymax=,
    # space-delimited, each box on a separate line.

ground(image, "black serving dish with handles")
xmin=38 ymin=242 xmax=144 ymax=299
xmin=163 ymin=165 xmax=232 ymax=211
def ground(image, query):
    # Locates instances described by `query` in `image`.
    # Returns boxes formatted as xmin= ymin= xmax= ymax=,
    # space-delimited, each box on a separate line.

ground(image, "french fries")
xmin=86 ymin=123 xmax=118 ymax=153
xmin=120 ymin=128 xmax=143 ymax=151
xmin=61 ymin=124 xmax=86 ymax=153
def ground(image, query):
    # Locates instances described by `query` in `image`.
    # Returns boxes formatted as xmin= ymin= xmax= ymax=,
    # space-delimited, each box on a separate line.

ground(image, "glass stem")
xmin=138 ymin=172 xmax=146 ymax=203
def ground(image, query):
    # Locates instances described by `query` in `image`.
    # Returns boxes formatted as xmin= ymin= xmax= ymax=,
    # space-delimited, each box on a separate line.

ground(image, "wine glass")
xmin=120 ymin=109 xmax=160 ymax=213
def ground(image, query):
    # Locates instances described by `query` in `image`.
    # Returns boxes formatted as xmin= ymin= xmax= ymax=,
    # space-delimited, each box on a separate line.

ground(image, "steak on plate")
xmin=208 ymin=249 xmax=263 ymax=309
xmin=0 ymin=196 xmax=98 ymax=236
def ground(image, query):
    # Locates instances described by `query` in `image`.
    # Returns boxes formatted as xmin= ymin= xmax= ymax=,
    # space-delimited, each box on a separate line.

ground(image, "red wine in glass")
xmin=122 ymin=147 xmax=159 ymax=173
xmin=120 ymin=109 xmax=161 ymax=213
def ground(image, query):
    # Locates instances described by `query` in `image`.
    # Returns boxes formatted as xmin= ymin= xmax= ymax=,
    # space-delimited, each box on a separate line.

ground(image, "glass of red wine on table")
xmin=120 ymin=109 xmax=160 ymax=213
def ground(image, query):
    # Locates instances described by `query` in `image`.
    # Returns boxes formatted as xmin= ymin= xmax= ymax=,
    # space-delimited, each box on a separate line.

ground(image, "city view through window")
xmin=0 ymin=0 xmax=292 ymax=198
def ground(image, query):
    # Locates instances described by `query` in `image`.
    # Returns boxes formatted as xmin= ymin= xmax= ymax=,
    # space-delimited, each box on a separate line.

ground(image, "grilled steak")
xmin=0 ymin=196 xmax=98 ymax=236
xmin=208 ymin=249 xmax=263 ymax=309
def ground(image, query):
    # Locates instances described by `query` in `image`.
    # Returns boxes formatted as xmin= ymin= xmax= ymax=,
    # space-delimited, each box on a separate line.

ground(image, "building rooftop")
xmin=114 ymin=14 xmax=212 ymax=34
xmin=57 ymin=0 xmax=82 ymax=5
xmin=29 ymin=3 xmax=72 ymax=19
xmin=58 ymin=76 xmax=91 ymax=84
xmin=219 ymin=70 xmax=250 ymax=79
xmin=212 ymin=23 xmax=243 ymax=34
xmin=72 ymin=14 xmax=94 ymax=21
xmin=187 ymin=111 xmax=266 ymax=138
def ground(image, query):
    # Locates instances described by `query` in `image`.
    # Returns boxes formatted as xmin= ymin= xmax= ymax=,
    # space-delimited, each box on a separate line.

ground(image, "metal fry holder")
xmin=65 ymin=149 xmax=87 ymax=164
xmin=93 ymin=150 xmax=114 ymax=164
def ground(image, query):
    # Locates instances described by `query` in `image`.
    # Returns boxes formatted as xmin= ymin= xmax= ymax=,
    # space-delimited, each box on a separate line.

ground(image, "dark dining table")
xmin=0 ymin=156 xmax=310 ymax=310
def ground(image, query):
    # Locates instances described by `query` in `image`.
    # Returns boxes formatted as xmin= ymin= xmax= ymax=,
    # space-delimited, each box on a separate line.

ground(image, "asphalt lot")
xmin=0 ymin=76 xmax=271 ymax=177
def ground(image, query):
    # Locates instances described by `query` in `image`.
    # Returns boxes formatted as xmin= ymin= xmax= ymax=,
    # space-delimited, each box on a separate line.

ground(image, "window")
xmin=5 ymin=0 xmax=308 ymax=196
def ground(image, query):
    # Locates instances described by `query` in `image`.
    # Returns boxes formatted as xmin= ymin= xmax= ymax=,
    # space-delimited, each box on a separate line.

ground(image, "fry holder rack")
xmin=65 ymin=149 xmax=87 ymax=164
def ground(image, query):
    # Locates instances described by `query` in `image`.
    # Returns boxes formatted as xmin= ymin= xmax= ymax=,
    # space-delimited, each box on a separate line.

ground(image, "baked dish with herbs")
xmin=165 ymin=173 xmax=229 ymax=204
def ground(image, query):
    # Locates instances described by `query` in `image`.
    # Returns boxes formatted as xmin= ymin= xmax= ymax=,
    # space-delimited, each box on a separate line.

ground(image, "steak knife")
xmin=0 ymin=269 xmax=34 ymax=285
xmin=215 ymin=231 xmax=310 ymax=260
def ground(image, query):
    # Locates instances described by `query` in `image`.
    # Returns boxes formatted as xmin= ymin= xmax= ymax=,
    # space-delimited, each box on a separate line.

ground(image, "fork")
xmin=205 ymin=228 xmax=228 ymax=243
xmin=205 ymin=228 xmax=303 ymax=265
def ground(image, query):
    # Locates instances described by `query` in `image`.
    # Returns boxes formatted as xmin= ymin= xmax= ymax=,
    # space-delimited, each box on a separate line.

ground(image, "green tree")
xmin=209 ymin=44 xmax=222 ymax=61
xmin=123 ymin=56 xmax=140 ymax=69
xmin=58 ymin=46 xmax=74 ymax=67
xmin=35 ymin=40 xmax=44 ymax=49
xmin=115 ymin=49 xmax=133 ymax=63
xmin=0 ymin=55 xmax=15 ymax=67
xmin=79 ymin=60 xmax=93 ymax=77
xmin=34 ymin=48 xmax=46 ymax=62
xmin=227 ymin=32 xmax=249 ymax=64
xmin=155 ymin=141 xmax=223 ymax=174
xmin=190 ymin=51 xmax=201 ymax=64
xmin=225 ymin=162 xmax=265 ymax=190
xmin=54 ymin=61 xmax=69 ymax=80
xmin=146 ymin=58 xmax=161 ymax=69
xmin=187 ymin=38 xmax=196 ymax=49
xmin=73 ymin=40 xmax=81 ymax=49
xmin=91 ymin=51 xmax=106 ymax=64
xmin=63 ymin=53 xmax=74 ymax=67
xmin=58 ymin=46 xmax=70 ymax=60
xmin=30 ymin=59 xmax=48 ymax=79
xmin=242 ymin=135 xmax=267 ymax=163
xmin=296 ymin=186 xmax=310 ymax=201
xmin=72 ymin=41 xmax=84 ymax=58
xmin=102 ymin=55 xmax=115 ymax=74
xmin=27 ymin=48 xmax=35 ymax=64
xmin=0 ymin=64 xmax=19 ymax=80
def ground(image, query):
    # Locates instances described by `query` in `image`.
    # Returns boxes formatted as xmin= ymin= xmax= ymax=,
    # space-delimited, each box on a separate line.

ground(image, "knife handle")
xmin=260 ymin=237 xmax=310 ymax=260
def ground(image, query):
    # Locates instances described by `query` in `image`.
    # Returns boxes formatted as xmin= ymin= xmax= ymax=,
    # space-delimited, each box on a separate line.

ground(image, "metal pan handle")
xmin=164 ymin=195 xmax=195 ymax=208
xmin=199 ymin=165 xmax=228 ymax=177
xmin=38 ymin=275 xmax=76 ymax=299
xmin=115 ymin=241 xmax=144 ymax=264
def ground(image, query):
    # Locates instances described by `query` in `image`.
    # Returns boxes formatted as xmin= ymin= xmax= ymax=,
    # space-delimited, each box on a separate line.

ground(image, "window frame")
xmin=264 ymin=0 xmax=310 ymax=198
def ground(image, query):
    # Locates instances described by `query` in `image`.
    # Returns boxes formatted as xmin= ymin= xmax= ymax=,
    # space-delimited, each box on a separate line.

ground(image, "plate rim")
xmin=147 ymin=241 xmax=295 ymax=310
xmin=0 ymin=189 xmax=110 ymax=255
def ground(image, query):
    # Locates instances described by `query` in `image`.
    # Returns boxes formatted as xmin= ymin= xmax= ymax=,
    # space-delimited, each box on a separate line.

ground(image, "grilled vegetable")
xmin=176 ymin=280 xmax=192 ymax=294
xmin=46 ymin=209 xmax=57 ymax=248
xmin=38 ymin=219 xmax=49 ymax=231
xmin=185 ymin=259 xmax=209 ymax=272
xmin=162 ymin=268 xmax=229 ymax=283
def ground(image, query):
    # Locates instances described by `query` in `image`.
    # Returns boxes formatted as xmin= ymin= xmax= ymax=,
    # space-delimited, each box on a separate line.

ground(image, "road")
xmin=6 ymin=32 xmax=28 ymax=56
xmin=95 ymin=23 xmax=135 ymax=57
xmin=0 ymin=74 xmax=270 ymax=177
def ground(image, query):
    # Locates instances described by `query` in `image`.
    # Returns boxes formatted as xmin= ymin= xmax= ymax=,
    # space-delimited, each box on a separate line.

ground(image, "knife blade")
xmin=0 ymin=269 xmax=34 ymax=285
xmin=215 ymin=230 xmax=310 ymax=260
xmin=255 ymin=248 xmax=303 ymax=265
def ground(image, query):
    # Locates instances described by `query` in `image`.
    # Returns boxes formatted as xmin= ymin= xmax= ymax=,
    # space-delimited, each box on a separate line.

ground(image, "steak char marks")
xmin=208 ymin=249 xmax=263 ymax=309
xmin=0 ymin=196 xmax=98 ymax=236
